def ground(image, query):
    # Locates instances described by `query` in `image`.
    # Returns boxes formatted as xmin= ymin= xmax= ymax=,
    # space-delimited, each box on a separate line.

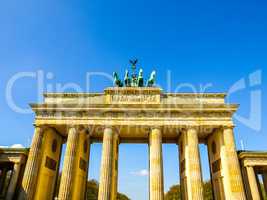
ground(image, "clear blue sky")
xmin=0 ymin=0 xmax=266 ymax=199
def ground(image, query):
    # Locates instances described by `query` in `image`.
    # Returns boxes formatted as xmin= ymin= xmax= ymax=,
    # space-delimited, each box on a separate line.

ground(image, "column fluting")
xmin=19 ymin=126 xmax=43 ymax=200
xmin=58 ymin=127 xmax=79 ymax=200
xmin=98 ymin=127 xmax=114 ymax=200
xmin=263 ymin=173 xmax=267 ymax=195
xmin=111 ymin=133 xmax=119 ymax=200
xmin=246 ymin=166 xmax=261 ymax=200
xmin=186 ymin=127 xmax=204 ymax=200
xmin=6 ymin=163 xmax=21 ymax=200
xmin=149 ymin=127 xmax=164 ymax=200
xmin=222 ymin=127 xmax=246 ymax=199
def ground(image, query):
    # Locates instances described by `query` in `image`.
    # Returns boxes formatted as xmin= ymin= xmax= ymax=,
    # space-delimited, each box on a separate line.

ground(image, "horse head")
xmin=150 ymin=70 xmax=156 ymax=80
xmin=139 ymin=69 xmax=143 ymax=78
xmin=124 ymin=70 xmax=129 ymax=78
xmin=113 ymin=72 xmax=118 ymax=79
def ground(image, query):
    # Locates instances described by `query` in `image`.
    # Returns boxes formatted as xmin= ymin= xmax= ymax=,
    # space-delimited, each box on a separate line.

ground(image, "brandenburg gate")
xmin=15 ymin=62 xmax=252 ymax=200
xmin=17 ymin=85 xmax=248 ymax=200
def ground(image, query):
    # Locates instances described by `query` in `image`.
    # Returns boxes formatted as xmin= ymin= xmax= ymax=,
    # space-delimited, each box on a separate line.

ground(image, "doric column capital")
xmin=67 ymin=124 xmax=83 ymax=131
xmin=66 ymin=125 xmax=92 ymax=138
xmin=78 ymin=126 xmax=91 ymax=135
xmin=220 ymin=124 xmax=235 ymax=129
xmin=33 ymin=124 xmax=45 ymax=134
xmin=33 ymin=124 xmax=42 ymax=128
xmin=104 ymin=126 xmax=120 ymax=136
xmin=180 ymin=125 xmax=200 ymax=133
xmin=33 ymin=124 xmax=56 ymax=131
xmin=246 ymin=164 xmax=255 ymax=168
xmin=150 ymin=126 xmax=163 ymax=131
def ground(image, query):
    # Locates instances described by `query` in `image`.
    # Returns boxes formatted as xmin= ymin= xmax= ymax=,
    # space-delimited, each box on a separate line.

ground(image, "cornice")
xmin=104 ymin=87 xmax=162 ymax=92
xmin=0 ymin=148 xmax=29 ymax=155
xmin=164 ymin=93 xmax=226 ymax=98
xmin=44 ymin=93 xmax=103 ymax=98
xmin=238 ymin=151 xmax=267 ymax=159
xmin=44 ymin=91 xmax=226 ymax=98
xmin=30 ymin=103 xmax=238 ymax=110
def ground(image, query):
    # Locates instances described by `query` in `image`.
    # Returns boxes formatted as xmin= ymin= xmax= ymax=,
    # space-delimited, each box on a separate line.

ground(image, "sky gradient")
xmin=0 ymin=0 xmax=267 ymax=199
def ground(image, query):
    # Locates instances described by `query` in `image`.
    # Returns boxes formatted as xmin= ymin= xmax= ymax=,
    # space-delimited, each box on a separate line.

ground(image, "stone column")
xmin=34 ymin=127 xmax=63 ymax=200
xmin=222 ymin=127 xmax=246 ymax=199
xmin=182 ymin=127 xmax=203 ymax=200
xmin=0 ymin=168 xmax=8 ymax=194
xmin=111 ymin=132 xmax=119 ymax=200
xmin=19 ymin=126 xmax=43 ymax=200
xmin=98 ymin=127 xmax=114 ymax=200
xmin=149 ymin=127 xmax=164 ymax=200
xmin=58 ymin=127 xmax=79 ymax=200
xmin=263 ymin=173 xmax=267 ymax=195
xmin=246 ymin=166 xmax=261 ymax=200
xmin=71 ymin=128 xmax=91 ymax=200
xmin=6 ymin=163 xmax=21 ymax=200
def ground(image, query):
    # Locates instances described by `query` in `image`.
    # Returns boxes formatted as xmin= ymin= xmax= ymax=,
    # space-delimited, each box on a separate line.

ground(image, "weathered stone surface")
xmin=16 ymin=87 xmax=267 ymax=200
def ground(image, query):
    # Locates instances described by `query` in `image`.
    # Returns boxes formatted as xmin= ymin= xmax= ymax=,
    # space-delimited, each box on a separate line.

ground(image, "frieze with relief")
xmin=108 ymin=94 xmax=160 ymax=104
xmin=35 ymin=109 xmax=232 ymax=120
xmin=104 ymin=87 xmax=162 ymax=104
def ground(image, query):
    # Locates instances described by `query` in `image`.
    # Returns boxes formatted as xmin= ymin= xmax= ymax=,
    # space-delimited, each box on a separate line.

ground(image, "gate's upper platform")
xmin=42 ymin=87 xmax=227 ymax=105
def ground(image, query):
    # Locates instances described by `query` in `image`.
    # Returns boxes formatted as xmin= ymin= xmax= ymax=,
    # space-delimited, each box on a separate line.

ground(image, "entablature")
xmin=42 ymin=87 xmax=228 ymax=105
xmin=239 ymin=151 xmax=267 ymax=168
xmin=32 ymin=88 xmax=237 ymax=142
